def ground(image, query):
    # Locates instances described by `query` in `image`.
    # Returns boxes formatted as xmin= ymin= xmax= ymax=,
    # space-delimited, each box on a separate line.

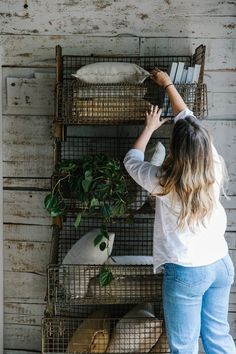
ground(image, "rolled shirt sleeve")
xmin=123 ymin=149 xmax=162 ymax=194
xmin=174 ymin=107 xmax=194 ymax=122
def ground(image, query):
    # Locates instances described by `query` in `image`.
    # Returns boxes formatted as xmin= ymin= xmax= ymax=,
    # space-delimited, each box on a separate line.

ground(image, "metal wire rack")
xmin=42 ymin=306 xmax=170 ymax=353
xmin=52 ymin=135 xmax=169 ymax=213
xmin=48 ymin=264 xmax=162 ymax=306
xmin=55 ymin=45 xmax=207 ymax=124
xmin=54 ymin=215 xmax=155 ymax=264
xmin=58 ymin=135 xmax=169 ymax=161
xmin=47 ymin=215 xmax=162 ymax=307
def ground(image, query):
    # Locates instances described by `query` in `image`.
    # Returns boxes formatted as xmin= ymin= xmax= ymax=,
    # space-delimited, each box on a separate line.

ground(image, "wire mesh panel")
xmin=56 ymin=215 xmax=155 ymax=264
xmin=47 ymin=215 xmax=161 ymax=307
xmin=56 ymin=80 xmax=207 ymax=124
xmin=61 ymin=54 xmax=192 ymax=80
xmin=48 ymin=265 xmax=162 ymax=306
xmin=57 ymin=81 xmax=207 ymax=124
xmin=52 ymin=136 xmax=169 ymax=213
xmin=59 ymin=136 xmax=169 ymax=161
xmin=58 ymin=81 xmax=157 ymax=125
xmin=42 ymin=313 xmax=170 ymax=353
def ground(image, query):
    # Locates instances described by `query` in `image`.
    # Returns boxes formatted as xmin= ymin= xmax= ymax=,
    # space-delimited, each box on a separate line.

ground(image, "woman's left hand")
xmin=145 ymin=105 xmax=169 ymax=132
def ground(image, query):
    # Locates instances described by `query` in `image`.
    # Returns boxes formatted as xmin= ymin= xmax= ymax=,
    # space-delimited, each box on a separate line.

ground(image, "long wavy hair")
xmin=157 ymin=116 xmax=217 ymax=230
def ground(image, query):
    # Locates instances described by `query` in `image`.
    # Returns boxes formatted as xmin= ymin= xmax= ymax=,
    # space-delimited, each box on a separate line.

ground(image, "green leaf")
xmin=50 ymin=207 xmax=63 ymax=217
xmin=90 ymin=197 xmax=99 ymax=208
xmin=99 ymin=267 xmax=113 ymax=288
xmin=74 ymin=213 xmax=82 ymax=228
xmin=101 ymin=204 xmax=112 ymax=219
xmin=44 ymin=194 xmax=58 ymax=210
xmin=58 ymin=162 xmax=78 ymax=173
xmin=93 ymin=233 xmax=104 ymax=247
xmin=82 ymin=175 xmax=93 ymax=192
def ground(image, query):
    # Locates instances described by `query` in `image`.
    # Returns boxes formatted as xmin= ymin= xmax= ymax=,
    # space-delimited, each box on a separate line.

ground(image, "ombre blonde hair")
xmin=158 ymin=116 xmax=218 ymax=230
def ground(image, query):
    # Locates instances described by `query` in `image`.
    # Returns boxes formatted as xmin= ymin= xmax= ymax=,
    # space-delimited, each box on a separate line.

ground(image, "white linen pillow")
xmin=62 ymin=228 xmax=115 ymax=265
xmin=145 ymin=142 xmax=166 ymax=167
xmin=61 ymin=229 xmax=115 ymax=299
xmin=72 ymin=62 xmax=150 ymax=84
xmin=106 ymin=256 xmax=153 ymax=265
xmin=106 ymin=303 xmax=162 ymax=353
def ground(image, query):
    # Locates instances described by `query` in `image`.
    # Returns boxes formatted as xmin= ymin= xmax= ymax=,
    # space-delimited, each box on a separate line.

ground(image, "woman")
xmin=124 ymin=70 xmax=236 ymax=353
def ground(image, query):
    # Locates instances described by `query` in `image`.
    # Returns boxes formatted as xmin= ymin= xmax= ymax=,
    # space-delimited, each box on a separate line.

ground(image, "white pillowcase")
xmin=72 ymin=62 xmax=150 ymax=84
xmin=106 ymin=303 xmax=162 ymax=353
xmin=145 ymin=142 xmax=166 ymax=167
xmin=62 ymin=228 xmax=115 ymax=265
xmin=61 ymin=229 xmax=115 ymax=299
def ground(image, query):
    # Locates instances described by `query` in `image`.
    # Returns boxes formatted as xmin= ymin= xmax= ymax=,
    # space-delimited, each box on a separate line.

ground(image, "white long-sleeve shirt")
xmin=124 ymin=109 xmax=228 ymax=272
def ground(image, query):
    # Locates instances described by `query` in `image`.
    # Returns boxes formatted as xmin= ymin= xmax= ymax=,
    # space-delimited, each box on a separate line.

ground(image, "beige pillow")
xmin=87 ymin=274 xmax=160 ymax=302
xmin=72 ymin=62 xmax=150 ymax=84
xmin=66 ymin=310 xmax=110 ymax=353
xmin=151 ymin=331 xmax=170 ymax=352
xmin=106 ymin=303 xmax=162 ymax=353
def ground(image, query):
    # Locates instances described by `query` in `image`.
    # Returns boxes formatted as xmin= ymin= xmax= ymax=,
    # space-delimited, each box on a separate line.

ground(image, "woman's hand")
xmin=132 ymin=105 xmax=168 ymax=152
xmin=145 ymin=105 xmax=169 ymax=132
xmin=150 ymin=69 xmax=172 ymax=87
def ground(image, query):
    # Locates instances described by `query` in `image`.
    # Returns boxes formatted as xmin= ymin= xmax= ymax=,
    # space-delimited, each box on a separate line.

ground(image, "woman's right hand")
xmin=151 ymin=69 xmax=172 ymax=87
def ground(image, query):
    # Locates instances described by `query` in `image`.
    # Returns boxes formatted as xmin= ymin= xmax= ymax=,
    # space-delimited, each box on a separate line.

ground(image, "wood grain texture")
xmin=140 ymin=38 xmax=236 ymax=70
xmin=4 ymin=271 xmax=47 ymax=302
xmin=0 ymin=0 xmax=235 ymax=37
xmin=0 ymin=35 xmax=140 ymax=66
xmin=0 ymin=35 xmax=235 ymax=70
xmin=4 ymin=303 xmax=45 ymax=326
xmin=4 ymin=240 xmax=50 ymax=273
xmin=3 ymin=224 xmax=51 ymax=242
xmin=3 ymin=190 xmax=51 ymax=225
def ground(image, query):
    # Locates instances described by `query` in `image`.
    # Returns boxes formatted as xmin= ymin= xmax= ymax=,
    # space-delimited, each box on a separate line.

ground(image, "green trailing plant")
xmin=44 ymin=154 xmax=131 ymax=287
xmin=44 ymin=154 xmax=130 ymax=224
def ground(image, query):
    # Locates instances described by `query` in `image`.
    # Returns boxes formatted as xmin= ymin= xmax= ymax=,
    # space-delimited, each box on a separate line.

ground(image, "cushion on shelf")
xmin=66 ymin=309 xmax=110 ymax=353
xmin=62 ymin=228 xmax=115 ymax=265
xmin=72 ymin=97 xmax=150 ymax=121
xmin=74 ymin=85 xmax=148 ymax=98
xmin=87 ymin=274 xmax=161 ymax=303
xmin=106 ymin=303 xmax=162 ymax=353
xmin=61 ymin=229 xmax=115 ymax=299
xmin=145 ymin=141 xmax=166 ymax=167
xmin=150 ymin=331 xmax=170 ymax=352
xmin=72 ymin=62 xmax=150 ymax=84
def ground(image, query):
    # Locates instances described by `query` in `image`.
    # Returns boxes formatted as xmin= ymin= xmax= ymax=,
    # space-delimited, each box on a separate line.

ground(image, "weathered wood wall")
xmin=0 ymin=0 xmax=235 ymax=352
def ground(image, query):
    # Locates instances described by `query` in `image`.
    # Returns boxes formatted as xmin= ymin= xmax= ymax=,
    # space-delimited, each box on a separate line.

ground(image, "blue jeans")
xmin=163 ymin=253 xmax=236 ymax=354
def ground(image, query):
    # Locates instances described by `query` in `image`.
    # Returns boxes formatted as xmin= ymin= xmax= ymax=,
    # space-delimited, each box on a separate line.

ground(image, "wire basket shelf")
xmin=42 ymin=312 xmax=170 ymax=353
xmin=56 ymin=81 xmax=207 ymax=125
xmin=55 ymin=45 xmax=207 ymax=124
xmin=52 ymin=136 xmax=169 ymax=213
xmin=54 ymin=215 xmax=155 ymax=264
xmin=48 ymin=264 xmax=162 ymax=306
xmin=47 ymin=215 xmax=162 ymax=307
